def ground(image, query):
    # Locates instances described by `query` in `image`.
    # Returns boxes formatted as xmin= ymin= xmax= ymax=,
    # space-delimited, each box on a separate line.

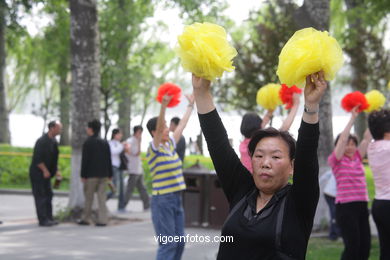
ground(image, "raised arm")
xmin=192 ymin=74 xmax=252 ymax=203
xmin=152 ymin=95 xmax=171 ymax=148
xmin=173 ymin=94 xmax=195 ymax=144
xmin=334 ymin=107 xmax=358 ymax=160
xmin=358 ymin=128 xmax=372 ymax=158
xmin=292 ymin=71 xmax=327 ymax=220
xmin=279 ymin=93 xmax=300 ymax=131
xmin=260 ymin=109 xmax=274 ymax=129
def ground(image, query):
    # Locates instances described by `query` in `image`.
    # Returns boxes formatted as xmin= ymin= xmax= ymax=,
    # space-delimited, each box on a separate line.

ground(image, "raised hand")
xmin=185 ymin=93 xmax=195 ymax=106
xmin=192 ymin=74 xmax=211 ymax=91
xmin=304 ymin=70 xmax=327 ymax=107
xmin=162 ymin=94 xmax=173 ymax=107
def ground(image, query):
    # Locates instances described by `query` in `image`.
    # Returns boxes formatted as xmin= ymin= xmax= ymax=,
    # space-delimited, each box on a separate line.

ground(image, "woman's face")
xmin=251 ymin=137 xmax=294 ymax=194
xmin=344 ymin=139 xmax=357 ymax=157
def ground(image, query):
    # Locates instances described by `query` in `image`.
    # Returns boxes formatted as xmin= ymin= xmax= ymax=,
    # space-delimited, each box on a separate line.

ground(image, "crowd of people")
xmin=28 ymin=76 xmax=390 ymax=259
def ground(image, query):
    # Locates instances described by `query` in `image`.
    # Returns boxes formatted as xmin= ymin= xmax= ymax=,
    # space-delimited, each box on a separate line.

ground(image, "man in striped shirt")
xmin=146 ymin=93 xmax=194 ymax=260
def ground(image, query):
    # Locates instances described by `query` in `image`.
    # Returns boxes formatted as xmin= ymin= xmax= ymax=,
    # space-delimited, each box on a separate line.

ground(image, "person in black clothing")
xmin=29 ymin=120 xmax=62 ymax=227
xmin=169 ymin=117 xmax=186 ymax=162
xmin=78 ymin=119 xmax=113 ymax=226
xmin=192 ymin=71 xmax=327 ymax=259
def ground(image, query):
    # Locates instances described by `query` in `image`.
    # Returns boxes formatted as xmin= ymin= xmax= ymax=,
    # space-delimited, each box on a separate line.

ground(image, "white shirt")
xmin=108 ymin=139 xmax=124 ymax=168
xmin=126 ymin=136 xmax=143 ymax=174
xmin=320 ymin=169 xmax=337 ymax=197
xmin=368 ymin=140 xmax=390 ymax=200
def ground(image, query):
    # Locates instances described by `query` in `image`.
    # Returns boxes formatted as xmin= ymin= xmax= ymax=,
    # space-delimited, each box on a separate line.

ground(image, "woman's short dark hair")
xmin=334 ymin=133 xmax=359 ymax=147
xmin=368 ymin=109 xmax=390 ymax=140
xmin=87 ymin=119 xmax=101 ymax=135
xmin=111 ymin=128 xmax=120 ymax=140
xmin=240 ymin=112 xmax=263 ymax=139
xmin=248 ymin=127 xmax=296 ymax=160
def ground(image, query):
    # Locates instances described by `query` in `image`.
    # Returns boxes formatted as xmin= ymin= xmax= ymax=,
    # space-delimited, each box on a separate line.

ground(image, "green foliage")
xmin=164 ymin=0 xmax=229 ymax=24
xmin=0 ymin=144 xmax=214 ymax=193
xmin=218 ymin=1 xmax=298 ymax=111
xmin=306 ymin=237 xmax=379 ymax=259
xmin=330 ymin=0 xmax=390 ymax=92
xmin=0 ymin=144 xmax=71 ymax=190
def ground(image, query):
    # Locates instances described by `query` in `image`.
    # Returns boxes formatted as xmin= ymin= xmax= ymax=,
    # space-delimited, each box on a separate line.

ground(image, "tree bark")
xmin=59 ymin=74 xmax=70 ymax=145
xmin=0 ymin=2 xmax=10 ymax=144
xmin=344 ymin=0 xmax=368 ymax=140
xmin=118 ymin=93 xmax=131 ymax=139
xmin=69 ymin=0 xmax=101 ymax=212
xmin=294 ymin=0 xmax=333 ymax=230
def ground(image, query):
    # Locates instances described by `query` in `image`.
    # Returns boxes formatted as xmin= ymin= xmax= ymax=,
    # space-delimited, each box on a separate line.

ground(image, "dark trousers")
xmin=123 ymin=174 xmax=150 ymax=210
xmin=336 ymin=201 xmax=371 ymax=260
xmin=30 ymin=176 xmax=53 ymax=224
xmin=372 ymin=199 xmax=390 ymax=260
xmin=324 ymin=194 xmax=340 ymax=240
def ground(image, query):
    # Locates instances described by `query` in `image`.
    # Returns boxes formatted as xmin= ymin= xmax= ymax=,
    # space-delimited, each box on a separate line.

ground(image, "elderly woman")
xmin=367 ymin=109 xmax=390 ymax=260
xmin=192 ymin=72 xmax=327 ymax=259
xmin=328 ymin=107 xmax=372 ymax=260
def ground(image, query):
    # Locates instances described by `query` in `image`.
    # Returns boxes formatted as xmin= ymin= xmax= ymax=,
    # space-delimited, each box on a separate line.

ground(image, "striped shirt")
xmin=328 ymin=151 xmax=368 ymax=204
xmin=146 ymin=137 xmax=186 ymax=195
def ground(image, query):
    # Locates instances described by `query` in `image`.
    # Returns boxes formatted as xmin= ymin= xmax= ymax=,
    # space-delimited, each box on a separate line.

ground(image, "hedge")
xmin=0 ymin=144 xmax=214 ymax=192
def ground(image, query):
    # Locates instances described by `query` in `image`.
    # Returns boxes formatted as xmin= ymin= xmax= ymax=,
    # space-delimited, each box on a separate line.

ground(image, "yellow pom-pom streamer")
xmin=256 ymin=84 xmax=282 ymax=110
xmin=364 ymin=90 xmax=386 ymax=113
xmin=277 ymin=27 xmax=344 ymax=88
xmin=176 ymin=22 xmax=238 ymax=81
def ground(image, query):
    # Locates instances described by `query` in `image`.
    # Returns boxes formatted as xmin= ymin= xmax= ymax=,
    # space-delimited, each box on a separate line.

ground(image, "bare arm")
xmin=152 ymin=95 xmax=171 ymax=148
xmin=260 ymin=109 xmax=274 ymax=129
xmin=358 ymin=128 xmax=372 ymax=158
xmin=173 ymin=94 xmax=195 ymax=144
xmin=279 ymin=93 xmax=300 ymax=131
xmin=334 ymin=107 xmax=358 ymax=160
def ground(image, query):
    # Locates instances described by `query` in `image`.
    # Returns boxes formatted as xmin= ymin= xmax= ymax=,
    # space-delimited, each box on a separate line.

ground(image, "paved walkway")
xmin=0 ymin=192 xmax=378 ymax=260
xmin=0 ymin=194 xmax=220 ymax=260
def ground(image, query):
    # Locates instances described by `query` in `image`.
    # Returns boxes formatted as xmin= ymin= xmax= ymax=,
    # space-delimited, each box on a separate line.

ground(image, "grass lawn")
xmin=306 ymin=237 xmax=379 ymax=259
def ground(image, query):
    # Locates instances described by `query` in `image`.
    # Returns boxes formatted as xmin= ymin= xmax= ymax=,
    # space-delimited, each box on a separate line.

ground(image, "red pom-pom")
xmin=156 ymin=83 xmax=182 ymax=107
xmin=279 ymin=84 xmax=302 ymax=109
xmin=341 ymin=91 xmax=369 ymax=112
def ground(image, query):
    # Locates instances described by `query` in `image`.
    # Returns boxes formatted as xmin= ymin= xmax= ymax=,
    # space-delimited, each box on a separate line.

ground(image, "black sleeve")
xmin=291 ymin=120 xmax=320 ymax=223
xmin=106 ymin=141 xmax=113 ymax=178
xmin=81 ymin=141 xmax=89 ymax=178
xmin=53 ymin=142 xmax=59 ymax=174
xmin=198 ymin=109 xmax=253 ymax=205
xmin=34 ymin=138 xmax=47 ymax=166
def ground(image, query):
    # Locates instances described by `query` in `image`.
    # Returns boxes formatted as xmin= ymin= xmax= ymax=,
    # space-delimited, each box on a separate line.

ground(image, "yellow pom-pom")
xmin=176 ymin=22 xmax=238 ymax=81
xmin=364 ymin=90 xmax=386 ymax=113
xmin=388 ymin=81 xmax=390 ymax=90
xmin=256 ymin=84 xmax=282 ymax=110
xmin=277 ymin=27 xmax=344 ymax=87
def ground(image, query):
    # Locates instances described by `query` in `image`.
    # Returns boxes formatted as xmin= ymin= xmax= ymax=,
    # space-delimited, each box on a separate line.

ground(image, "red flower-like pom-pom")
xmin=156 ymin=83 xmax=182 ymax=107
xmin=341 ymin=91 xmax=369 ymax=112
xmin=279 ymin=84 xmax=302 ymax=109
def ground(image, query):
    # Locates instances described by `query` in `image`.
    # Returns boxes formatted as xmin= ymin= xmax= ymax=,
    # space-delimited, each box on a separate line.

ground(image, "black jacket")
xmin=199 ymin=109 xmax=319 ymax=260
xmin=81 ymin=135 xmax=113 ymax=179
xmin=29 ymin=134 xmax=59 ymax=179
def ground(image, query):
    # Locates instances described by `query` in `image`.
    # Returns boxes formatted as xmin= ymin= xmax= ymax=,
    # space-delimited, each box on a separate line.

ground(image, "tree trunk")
xmin=294 ymin=0 xmax=333 ymax=230
xmin=59 ymin=75 xmax=70 ymax=145
xmin=344 ymin=0 xmax=368 ymax=140
xmin=0 ymin=2 xmax=10 ymax=144
xmin=118 ymin=93 xmax=131 ymax=139
xmin=69 ymin=0 xmax=101 ymax=214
